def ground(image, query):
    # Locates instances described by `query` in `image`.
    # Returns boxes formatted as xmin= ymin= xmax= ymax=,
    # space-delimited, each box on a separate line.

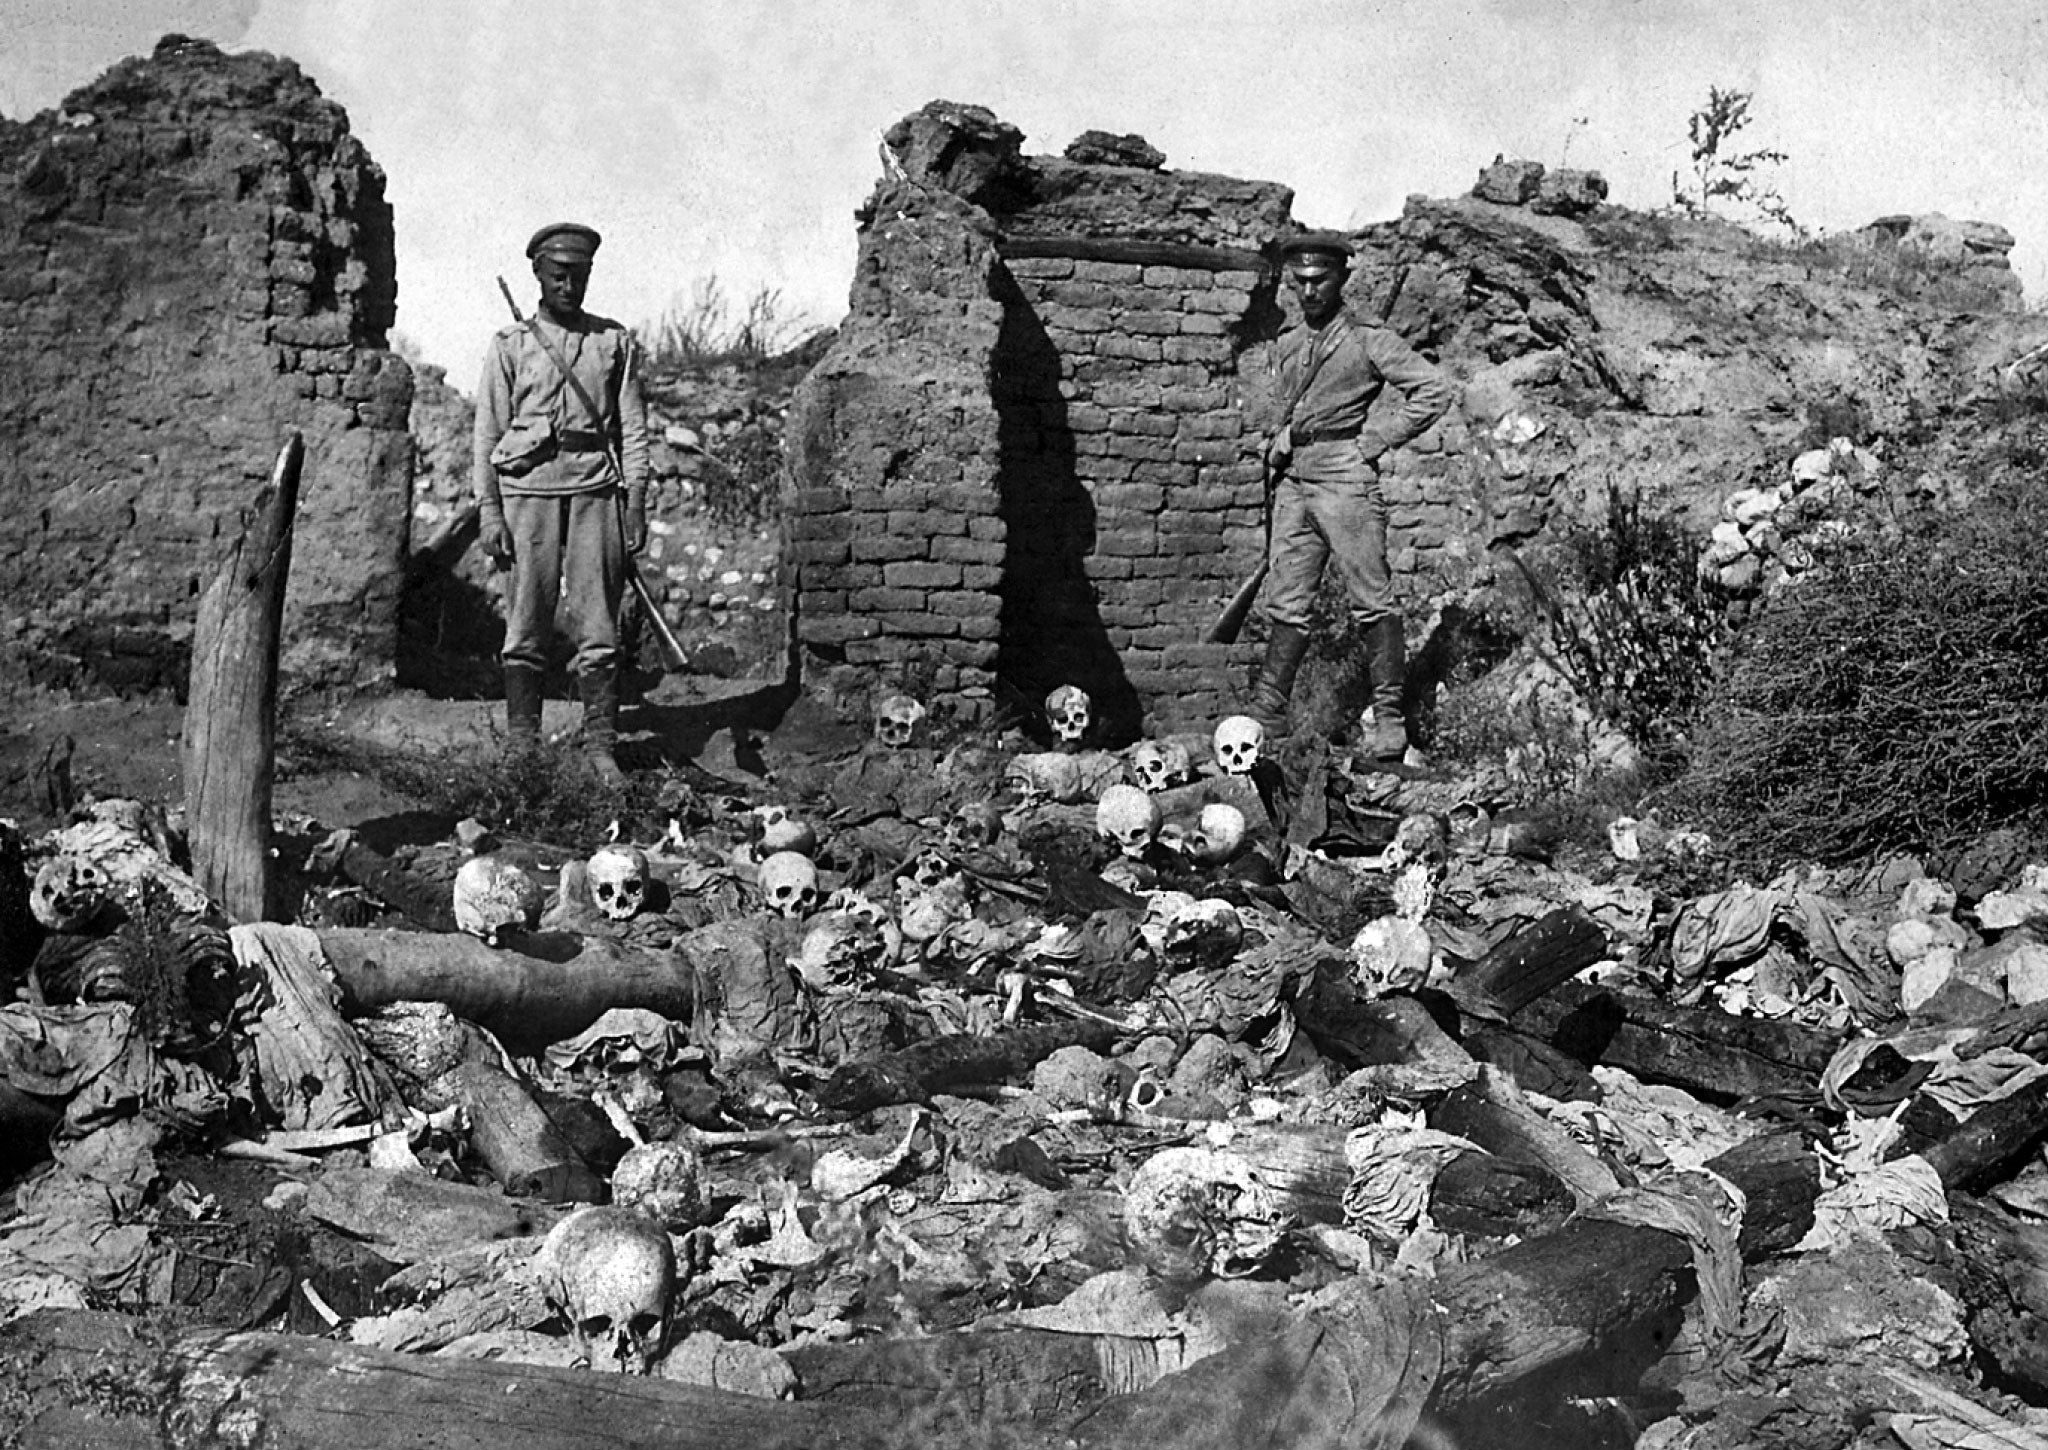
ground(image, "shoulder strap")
xmin=1277 ymin=319 xmax=1343 ymax=429
xmin=518 ymin=315 xmax=613 ymax=439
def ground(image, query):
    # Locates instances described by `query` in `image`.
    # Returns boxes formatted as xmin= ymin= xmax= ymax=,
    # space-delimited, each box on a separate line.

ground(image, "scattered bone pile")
xmin=10 ymin=692 xmax=2048 ymax=1447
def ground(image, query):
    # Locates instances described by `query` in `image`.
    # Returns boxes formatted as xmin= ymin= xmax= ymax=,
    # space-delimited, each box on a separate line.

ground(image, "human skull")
xmin=1122 ymin=1145 xmax=1292 ymax=1283
xmin=1349 ymin=915 xmax=1436 ymax=994
xmin=1129 ymin=740 xmax=1191 ymax=794
xmin=904 ymin=848 xmax=961 ymax=893
xmin=451 ymin=856 xmax=542 ymax=945
xmin=1096 ymin=784 xmax=1162 ymax=860
xmin=1045 ymin=685 xmax=1092 ymax=747
xmin=1160 ymin=897 xmax=1244 ymax=971
xmin=1163 ymin=803 xmax=1249 ymax=867
xmin=1212 ymin=716 xmax=1265 ymax=777
xmin=610 ymin=1140 xmax=711 ymax=1232
xmin=874 ymin=693 xmax=927 ymax=750
xmin=536 ymin=1205 xmax=676 ymax=1374
xmin=29 ymin=855 xmax=111 ymax=933
xmin=587 ymin=844 xmax=650 ymax=923
xmin=757 ymin=851 xmax=819 ymax=919
xmin=793 ymin=907 xmax=903 ymax=989
xmin=942 ymin=801 xmax=1003 ymax=852
xmin=1004 ymin=751 xmax=1085 ymax=807
xmin=749 ymin=804 xmax=818 ymax=860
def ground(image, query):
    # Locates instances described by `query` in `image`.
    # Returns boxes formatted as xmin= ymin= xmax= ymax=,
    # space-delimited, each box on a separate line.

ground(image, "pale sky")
xmin=5 ymin=0 xmax=2045 ymax=380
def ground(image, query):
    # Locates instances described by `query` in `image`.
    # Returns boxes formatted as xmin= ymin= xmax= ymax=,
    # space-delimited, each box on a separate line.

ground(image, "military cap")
xmin=526 ymin=222 xmax=602 ymax=263
xmin=1280 ymin=231 xmax=1355 ymax=271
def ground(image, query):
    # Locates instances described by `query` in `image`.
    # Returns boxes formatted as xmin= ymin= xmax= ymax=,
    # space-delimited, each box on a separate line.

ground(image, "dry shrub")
xmin=1670 ymin=451 xmax=2048 ymax=867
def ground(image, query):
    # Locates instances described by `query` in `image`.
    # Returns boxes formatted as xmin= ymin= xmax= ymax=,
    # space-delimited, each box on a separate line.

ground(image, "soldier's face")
xmin=1289 ymin=265 xmax=1345 ymax=324
xmin=534 ymin=257 xmax=591 ymax=318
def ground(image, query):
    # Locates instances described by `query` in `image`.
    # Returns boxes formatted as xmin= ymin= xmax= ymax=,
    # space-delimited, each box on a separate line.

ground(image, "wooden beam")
xmin=998 ymin=234 xmax=1268 ymax=274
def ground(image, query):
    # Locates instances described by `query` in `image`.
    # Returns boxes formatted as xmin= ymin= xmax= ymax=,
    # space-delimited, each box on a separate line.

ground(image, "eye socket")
xmin=627 ymin=1312 xmax=663 ymax=1337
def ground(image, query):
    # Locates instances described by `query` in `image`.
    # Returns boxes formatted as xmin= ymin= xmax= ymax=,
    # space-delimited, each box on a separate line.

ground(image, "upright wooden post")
xmin=184 ymin=433 xmax=303 ymax=923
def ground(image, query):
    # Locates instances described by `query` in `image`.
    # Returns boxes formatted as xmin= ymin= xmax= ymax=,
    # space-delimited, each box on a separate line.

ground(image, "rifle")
xmin=1205 ymin=262 xmax=1411 ymax=646
xmin=493 ymin=277 xmax=690 ymax=673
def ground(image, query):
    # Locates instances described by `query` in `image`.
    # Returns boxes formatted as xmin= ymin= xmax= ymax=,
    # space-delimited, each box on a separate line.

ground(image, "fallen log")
xmin=183 ymin=433 xmax=303 ymax=923
xmin=1950 ymin=1194 xmax=2048 ymax=1398
xmin=814 ymin=1019 xmax=1118 ymax=1113
xmin=318 ymin=928 xmax=693 ymax=1053
xmin=0 ymin=1308 xmax=855 ymax=1450
xmin=446 ymin=1060 xmax=605 ymax=1204
xmin=1445 ymin=906 xmax=1609 ymax=1020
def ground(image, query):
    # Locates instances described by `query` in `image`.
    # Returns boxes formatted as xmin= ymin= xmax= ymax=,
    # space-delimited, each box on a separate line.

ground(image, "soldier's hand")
xmin=479 ymin=513 xmax=514 ymax=569
xmin=623 ymin=501 xmax=648 ymax=555
xmin=1265 ymin=426 xmax=1294 ymax=467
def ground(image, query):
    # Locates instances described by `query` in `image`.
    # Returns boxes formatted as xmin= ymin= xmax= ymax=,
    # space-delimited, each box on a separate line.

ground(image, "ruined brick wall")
xmin=0 ymin=36 xmax=412 ymax=694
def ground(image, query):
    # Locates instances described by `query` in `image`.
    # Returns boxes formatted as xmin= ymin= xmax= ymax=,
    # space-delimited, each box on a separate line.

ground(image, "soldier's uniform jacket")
xmin=1269 ymin=309 xmax=1451 ymax=483
xmin=471 ymin=311 xmax=650 ymax=505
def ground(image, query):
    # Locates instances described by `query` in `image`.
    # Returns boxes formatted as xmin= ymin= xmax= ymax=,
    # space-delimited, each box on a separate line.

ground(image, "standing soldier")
xmin=473 ymin=222 xmax=650 ymax=787
xmin=1246 ymin=232 xmax=1451 ymax=759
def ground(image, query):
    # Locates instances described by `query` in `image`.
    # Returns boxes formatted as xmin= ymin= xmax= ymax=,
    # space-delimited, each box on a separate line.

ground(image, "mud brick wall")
xmin=0 ymin=36 xmax=413 ymax=694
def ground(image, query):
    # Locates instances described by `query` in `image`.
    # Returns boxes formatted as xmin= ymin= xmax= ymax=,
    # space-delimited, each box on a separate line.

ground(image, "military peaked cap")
xmin=526 ymin=222 xmax=602 ymax=263
xmin=1280 ymin=231 xmax=1355 ymax=270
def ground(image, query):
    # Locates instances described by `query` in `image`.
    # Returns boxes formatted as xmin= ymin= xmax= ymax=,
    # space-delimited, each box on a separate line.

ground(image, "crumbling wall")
xmin=0 ymin=35 xmax=412 ymax=695
xmin=787 ymin=105 xmax=2028 ymax=741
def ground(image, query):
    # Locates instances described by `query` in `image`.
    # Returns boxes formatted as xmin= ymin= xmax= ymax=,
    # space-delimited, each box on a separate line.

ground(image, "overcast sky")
xmin=5 ymin=0 xmax=2045 ymax=380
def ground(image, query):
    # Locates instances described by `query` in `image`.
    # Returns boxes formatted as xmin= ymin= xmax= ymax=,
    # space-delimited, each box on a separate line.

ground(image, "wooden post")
xmin=183 ymin=434 xmax=303 ymax=923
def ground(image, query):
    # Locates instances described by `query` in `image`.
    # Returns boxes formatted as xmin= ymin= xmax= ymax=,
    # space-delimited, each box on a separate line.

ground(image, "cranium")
xmin=904 ymin=848 xmax=962 ymax=893
xmin=29 ymin=855 xmax=111 ymax=934
xmin=897 ymin=879 xmax=973 ymax=948
xmin=1045 ymin=684 xmax=1092 ymax=747
xmin=942 ymin=801 xmax=1003 ymax=852
xmin=1096 ymin=784 xmax=1162 ymax=860
xmin=874 ymin=693 xmax=927 ymax=750
xmin=1212 ymin=716 xmax=1265 ymax=777
xmin=1349 ymin=915 xmax=1436 ymax=994
xmin=451 ymin=855 xmax=542 ymax=946
xmin=1160 ymin=897 xmax=1244 ymax=971
xmin=1122 ymin=1145 xmax=1292 ymax=1283
xmin=1140 ymin=889 xmax=1201 ymax=958
xmin=610 ymin=1139 xmax=711 ymax=1232
xmin=1128 ymin=740 xmax=1192 ymax=794
xmin=536 ymin=1205 xmax=676 ymax=1374
xmin=1162 ymin=803 xmax=1249 ymax=867
xmin=1003 ymin=751 xmax=1085 ymax=807
xmin=749 ymin=804 xmax=818 ymax=860
xmin=793 ymin=907 xmax=903 ymax=989
xmin=587 ymin=844 xmax=650 ymax=923
xmin=757 ymin=851 xmax=820 ymax=919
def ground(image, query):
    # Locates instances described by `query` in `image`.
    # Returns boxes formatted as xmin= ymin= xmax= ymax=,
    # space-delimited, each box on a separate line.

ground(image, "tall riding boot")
xmin=1366 ymin=615 xmax=1409 ymax=760
xmin=504 ymin=663 xmax=543 ymax=755
xmin=1246 ymin=622 xmax=1312 ymax=737
xmin=577 ymin=666 xmax=627 ymax=788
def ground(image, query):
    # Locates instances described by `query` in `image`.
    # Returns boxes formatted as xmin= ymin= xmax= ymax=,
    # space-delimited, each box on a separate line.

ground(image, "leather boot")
xmin=504 ymin=663 xmax=543 ymax=754
xmin=577 ymin=666 xmax=627 ymax=788
xmin=1246 ymin=622 xmax=1312 ymax=737
xmin=1366 ymin=615 xmax=1409 ymax=760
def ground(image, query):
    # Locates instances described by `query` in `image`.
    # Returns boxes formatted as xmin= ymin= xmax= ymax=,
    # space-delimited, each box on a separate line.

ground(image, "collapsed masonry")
xmin=786 ymin=101 xmax=2030 ymax=743
xmin=0 ymin=36 xmax=411 ymax=694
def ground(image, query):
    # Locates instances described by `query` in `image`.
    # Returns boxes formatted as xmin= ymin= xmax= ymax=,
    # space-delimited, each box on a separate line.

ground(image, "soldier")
xmin=472 ymin=222 xmax=650 ymax=787
xmin=1246 ymin=232 xmax=1451 ymax=759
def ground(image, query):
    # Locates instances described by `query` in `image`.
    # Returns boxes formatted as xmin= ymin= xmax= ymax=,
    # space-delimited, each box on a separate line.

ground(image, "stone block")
xmin=1094 ymin=381 xmax=1162 ymax=409
xmin=852 ymin=535 xmax=926 ymax=563
xmin=1164 ymin=335 xmax=1235 ymax=364
xmin=1180 ymin=314 xmax=1230 ymax=336
xmin=1179 ymin=413 xmax=1244 ymax=441
xmin=1177 ymin=484 xmax=1241 ymax=511
xmin=1163 ymin=386 xmax=1232 ymax=412
xmin=1097 ymin=530 xmax=1158 ymax=558
xmin=1045 ymin=281 xmax=1120 ymax=308
xmin=1143 ymin=265 xmax=1213 ymax=290
xmin=1096 ymin=483 xmax=1166 ymax=512
xmin=1089 ymin=555 xmax=1134 ymax=580
xmin=885 ymin=560 xmax=963 ymax=589
xmin=1066 ymin=404 xmax=1112 ymax=433
xmin=853 ymin=586 xmax=929 ymax=611
xmin=1095 ymin=334 xmax=1164 ymax=362
xmin=791 ymin=539 xmax=851 ymax=566
xmin=961 ymin=564 xmax=1001 ymax=589
xmin=1216 ymin=270 xmax=1261 ymax=291
xmin=1073 ymin=260 xmax=1144 ymax=284
xmin=1006 ymin=256 xmax=1073 ymax=280
xmin=1160 ymin=531 xmax=1227 ymax=558
xmin=956 ymin=618 xmax=1001 ymax=644
xmin=1129 ymin=461 xmax=1190 ymax=485
xmin=933 ymin=535 xmax=1004 ymax=564
xmin=1123 ymin=309 xmax=1183 ymax=337
xmin=968 ymin=516 xmax=1005 ymax=542
xmin=1104 ymin=436 xmax=1175 ymax=463
xmin=800 ymin=589 xmax=848 ymax=613
xmin=1046 ymin=306 xmax=1113 ymax=334
xmin=1111 ymin=411 xmax=1179 ymax=437
xmin=787 ymin=514 xmax=849 ymax=542
xmin=1175 ymin=439 xmax=1240 ymax=465
xmin=801 ymin=615 xmax=877 ymax=644
xmin=930 ymin=591 xmax=996 ymax=618
xmin=876 ymin=611 xmax=959 ymax=637
xmin=1185 ymin=288 xmax=1251 ymax=315
xmin=891 ymin=509 xmax=965 ymax=536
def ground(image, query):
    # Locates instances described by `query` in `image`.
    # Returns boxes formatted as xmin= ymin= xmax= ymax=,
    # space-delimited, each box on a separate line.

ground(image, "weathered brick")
xmin=786 ymin=514 xmax=847 ymax=543
xmin=1129 ymin=461 xmax=1190 ymax=485
xmin=1216 ymin=270 xmax=1261 ymax=290
xmin=1094 ymin=334 xmax=1162 ymax=362
xmin=1177 ymin=484 xmax=1239 ymax=511
xmin=1096 ymin=483 xmax=1166 ymax=512
xmin=890 ymin=509 xmax=965 ymax=537
xmin=932 ymin=535 xmax=1004 ymax=564
xmin=1073 ymin=260 xmax=1144 ymax=284
xmin=1005 ymin=256 xmax=1073 ymax=280
xmin=1163 ymin=387 xmax=1233 ymax=412
xmin=1122 ymin=309 xmax=1182 ymax=337
xmin=1126 ymin=624 xmax=1181 ymax=649
xmin=886 ymin=560 xmax=963 ymax=589
xmin=1066 ymin=404 xmax=1112 ymax=433
xmin=800 ymin=588 xmax=849 ymax=613
xmin=956 ymin=619 xmax=1001 ymax=644
xmin=791 ymin=539 xmax=850 ymax=566
xmin=1180 ymin=314 xmax=1230 ymax=336
xmin=1045 ymin=306 xmax=1112 ymax=334
xmin=1160 ymin=531 xmax=1227 ymax=558
xmin=1174 ymin=439 xmax=1242 ymax=465
xmin=1085 ymin=457 xmax=1136 ymax=482
xmin=801 ymin=615 xmax=876 ymax=644
xmin=1099 ymin=603 xmax=1151 ymax=629
xmin=1128 ymin=557 xmax=1183 ymax=579
xmin=967 ymin=515 xmax=1005 ymax=542
xmin=1186 ymin=287 xmax=1251 ymax=315
xmin=1089 ymin=555 xmax=1134 ymax=580
xmin=1389 ymin=507 xmax=1430 ymax=531
xmin=1200 ymin=461 xmax=1264 ymax=486
xmin=1163 ymin=336 xmax=1234 ymax=365
xmin=802 ymin=562 xmax=880 ymax=590
xmin=1098 ymin=530 xmax=1157 ymax=558
xmin=1111 ymin=411 xmax=1178 ymax=437
xmin=842 ymin=640 xmax=897 ymax=664
xmin=1143 ymin=265 xmax=1212 ymax=290
xmin=1180 ymin=413 xmax=1243 ymax=441
xmin=1044 ymin=280 xmax=1120 ymax=308
xmin=1163 ymin=643 xmax=1237 ymax=670
xmin=929 ymin=591 xmax=994 ymax=618
xmin=1094 ymin=381 xmax=1161 ymax=410
xmin=1104 ymin=435 xmax=1175 ymax=463
xmin=852 ymin=535 xmax=926 ymax=562
xmin=1124 ymin=578 xmax=1167 ymax=607
xmin=960 ymin=564 xmax=1001 ymax=589
xmin=791 ymin=487 xmax=850 ymax=514
xmin=883 ymin=611 xmax=963 ymax=637
xmin=852 ymin=586 xmax=928 ymax=611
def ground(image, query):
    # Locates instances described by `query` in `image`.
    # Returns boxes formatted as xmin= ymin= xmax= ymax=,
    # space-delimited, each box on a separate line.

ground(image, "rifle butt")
xmin=627 ymin=566 xmax=691 ymax=673
xmin=1205 ymin=562 xmax=1269 ymax=645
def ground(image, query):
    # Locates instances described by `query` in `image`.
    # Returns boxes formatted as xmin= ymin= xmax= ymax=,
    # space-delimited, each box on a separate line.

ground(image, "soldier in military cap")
xmin=1247 ymin=231 xmax=1451 ymax=759
xmin=472 ymin=221 xmax=650 ymax=786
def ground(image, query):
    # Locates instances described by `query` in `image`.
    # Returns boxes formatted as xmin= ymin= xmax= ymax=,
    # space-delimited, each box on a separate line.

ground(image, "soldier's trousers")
xmin=1264 ymin=470 xmax=1394 ymax=630
xmin=499 ymin=489 xmax=625 ymax=677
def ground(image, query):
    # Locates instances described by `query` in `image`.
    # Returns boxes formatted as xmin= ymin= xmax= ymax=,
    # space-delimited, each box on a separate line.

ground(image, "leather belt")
xmin=1292 ymin=425 xmax=1360 ymax=446
xmin=558 ymin=428 xmax=609 ymax=453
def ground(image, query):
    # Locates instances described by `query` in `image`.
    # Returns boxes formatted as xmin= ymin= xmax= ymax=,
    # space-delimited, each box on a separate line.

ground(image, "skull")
xmin=1122 ymin=1145 xmax=1292 ymax=1283
xmin=451 ymin=855 xmax=542 ymax=946
xmin=1004 ymin=751 xmax=1085 ymax=807
xmin=29 ymin=855 xmax=111 ymax=934
xmin=1212 ymin=716 xmax=1265 ymax=777
xmin=757 ymin=851 xmax=820 ymax=919
xmin=874 ymin=693 xmax=927 ymax=750
xmin=536 ymin=1205 xmax=676 ymax=1374
xmin=1163 ymin=803 xmax=1249 ymax=867
xmin=587 ymin=844 xmax=650 ymax=923
xmin=1160 ymin=897 xmax=1244 ymax=971
xmin=904 ymin=848 xmax=961 ymax=893
xmin=942 ymin=801 xmax=1003 ymax=852
xmin=610 ymin=1139 xmax=711 ymax=1232
xmin=1096 ymin=784 xmax=1162 ymax=860
xmin=1129 ymin=740 xmax=1192 ymax=794
xmin=1349 ymin=915 xmax=1436 ymax=994
xmin=1045 ymin=684 xmax=1092 ymax=747
xmin=1383 ymin=813 xmax=1448 ymax=923
xmin=793 ymin=907 xmax=903 ymax=989
xmin=749 ymin=804 xmax=818 ymax=860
